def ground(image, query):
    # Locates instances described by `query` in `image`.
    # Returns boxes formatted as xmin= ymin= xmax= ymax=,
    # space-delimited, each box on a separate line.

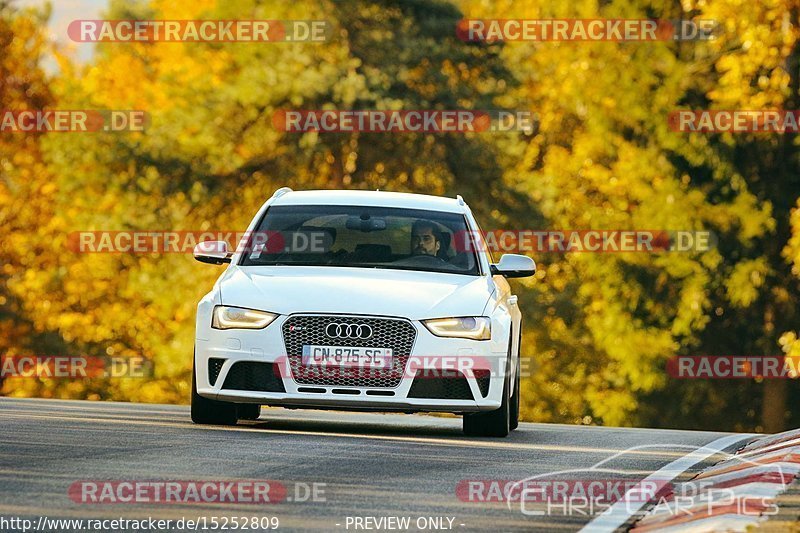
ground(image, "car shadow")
xmin=241 ymin=411 xmax=472 ymax=439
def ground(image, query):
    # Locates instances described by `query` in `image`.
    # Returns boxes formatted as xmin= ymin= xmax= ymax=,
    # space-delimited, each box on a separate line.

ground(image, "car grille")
xmin=221 ymin=362 xmax=286 ymax=393
xmin=282 ymin=315 xmax=416 ymax=388
xmin=208 ymin=358 xmax=225 ymax=386
xmin=408 ymin=370 xmax=474 ymax=400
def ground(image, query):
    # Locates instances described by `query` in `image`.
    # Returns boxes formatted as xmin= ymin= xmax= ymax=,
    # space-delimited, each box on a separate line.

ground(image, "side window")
xmin=436 ymin=223 xmax=454 ymax=259
xmin=472 ymin=220 xmax=495 ymax=263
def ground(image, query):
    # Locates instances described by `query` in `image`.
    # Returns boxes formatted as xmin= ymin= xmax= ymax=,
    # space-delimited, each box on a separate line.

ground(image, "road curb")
xmin=630 ymin=429 xmax=800 ymax=532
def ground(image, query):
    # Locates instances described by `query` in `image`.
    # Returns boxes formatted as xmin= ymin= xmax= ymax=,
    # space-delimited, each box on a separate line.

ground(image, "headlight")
xmin=422 ymin=316 xmax=491 ymax=340
xmin=212 ymin=306 xmax=277 ymax=330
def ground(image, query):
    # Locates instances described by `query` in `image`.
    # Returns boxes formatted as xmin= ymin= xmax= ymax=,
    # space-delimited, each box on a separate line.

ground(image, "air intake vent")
xmin=408 ymin=370 xmax=473 ymax=400
xmin=474 ymin=369 xmax=491 ymax=398
xmin=222 ymin=362 xmax=285 ymax=393
xmin=208 ymin=358 xmax=225 ymax=386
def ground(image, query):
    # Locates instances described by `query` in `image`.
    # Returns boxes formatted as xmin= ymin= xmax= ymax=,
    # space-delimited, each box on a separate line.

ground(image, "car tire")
xmin=463 ymin=337 xmax=511 ymax=438
xmin=237 ymin=404 xmax=261 ymax=420
xmin=510 ymin=330 xmax=521 ymax=431
xmin=510 ymin=355 xmax=520 ymax=431
xmin=191 ymin=357 xmax=237 ymax=426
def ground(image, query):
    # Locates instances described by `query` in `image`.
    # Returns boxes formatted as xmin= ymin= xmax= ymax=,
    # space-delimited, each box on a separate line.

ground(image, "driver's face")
xmin=411 ymin=228 xmax=440 ymax=256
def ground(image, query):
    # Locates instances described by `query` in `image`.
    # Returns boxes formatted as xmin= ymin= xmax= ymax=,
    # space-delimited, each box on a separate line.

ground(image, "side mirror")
xmin=490 ymin=254 xmax=536 ymax=278
xmin=193 ymin=241 xmax=232 ymax=265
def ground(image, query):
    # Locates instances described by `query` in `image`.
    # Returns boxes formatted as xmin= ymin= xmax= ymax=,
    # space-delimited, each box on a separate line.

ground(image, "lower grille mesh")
xmin=408 ymin=370 xmax=474 ymax=400
xmin=221 ymin=362 xmax=286 ymax=393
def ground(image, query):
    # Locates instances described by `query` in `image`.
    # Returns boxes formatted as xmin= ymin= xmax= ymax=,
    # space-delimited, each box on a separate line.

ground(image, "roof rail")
xmin=456 ymin=194 xmax=465 ymax=206
xmin=272 ymin=187 xmax=293 ymax=198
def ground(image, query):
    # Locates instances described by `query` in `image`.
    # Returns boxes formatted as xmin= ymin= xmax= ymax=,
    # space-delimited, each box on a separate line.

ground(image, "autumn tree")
xmin=20 ymin=0 xmax=523 ymax=402
xmin=459 ymin=0 xmax=800 ymax=431
xmin=0 ymin=3 xmax=77 ymax=396
xmin=5 ymin=0 xmax=797 ymax=432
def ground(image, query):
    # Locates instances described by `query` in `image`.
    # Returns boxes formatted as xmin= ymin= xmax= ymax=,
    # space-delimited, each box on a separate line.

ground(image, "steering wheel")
xmin=416 ymin=253 xmax=449 ymax=263
xmin=393 ymin=254 xmax=450 ymax=267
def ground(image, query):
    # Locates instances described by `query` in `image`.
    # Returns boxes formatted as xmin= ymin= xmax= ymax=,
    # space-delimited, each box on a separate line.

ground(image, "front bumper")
xmin=195 ymin=313 xmax=509 ymax=414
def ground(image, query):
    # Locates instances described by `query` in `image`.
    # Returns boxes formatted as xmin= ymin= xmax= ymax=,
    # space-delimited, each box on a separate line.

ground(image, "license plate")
xmin=301 ymin=345 xmax=393 ymax=369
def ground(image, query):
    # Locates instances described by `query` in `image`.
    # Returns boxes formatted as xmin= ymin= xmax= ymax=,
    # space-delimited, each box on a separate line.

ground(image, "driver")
xmin=411 ymin=220 xmax=441 ymax=257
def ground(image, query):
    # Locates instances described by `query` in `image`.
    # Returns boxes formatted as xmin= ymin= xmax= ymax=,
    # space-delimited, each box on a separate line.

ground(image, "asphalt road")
xmin=0 ymin=398 xmax=758 ymax=532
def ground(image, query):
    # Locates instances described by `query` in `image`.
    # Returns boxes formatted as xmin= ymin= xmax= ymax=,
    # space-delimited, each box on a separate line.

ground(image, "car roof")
xmin=269 ymin=189 xmax=467 ymax=213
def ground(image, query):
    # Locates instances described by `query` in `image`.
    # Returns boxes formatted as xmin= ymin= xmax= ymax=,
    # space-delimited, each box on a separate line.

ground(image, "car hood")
xmin=218 ymin=265 xmax=494 ymax=319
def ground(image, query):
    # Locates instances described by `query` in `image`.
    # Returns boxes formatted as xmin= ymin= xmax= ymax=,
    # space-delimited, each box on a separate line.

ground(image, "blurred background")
xmin=1 ymin=0 xmax=799 ymax=433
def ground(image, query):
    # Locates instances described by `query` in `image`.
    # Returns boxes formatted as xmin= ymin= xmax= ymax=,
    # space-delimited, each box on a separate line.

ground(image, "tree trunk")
xmin=762 ymin=379 xmax=787 ymax=433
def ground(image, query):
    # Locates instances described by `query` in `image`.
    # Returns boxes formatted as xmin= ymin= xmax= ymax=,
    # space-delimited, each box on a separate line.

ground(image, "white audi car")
xmin=192 ymin=188 xmax=534 ymax=437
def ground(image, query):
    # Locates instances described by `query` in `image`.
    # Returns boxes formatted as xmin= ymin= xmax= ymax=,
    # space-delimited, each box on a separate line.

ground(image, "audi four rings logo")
xmin=325 ymin=323 xmax=373 ymax=339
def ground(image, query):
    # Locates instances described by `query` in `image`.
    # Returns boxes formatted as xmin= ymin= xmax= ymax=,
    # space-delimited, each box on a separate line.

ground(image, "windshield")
xmin=239 ymin=205 xmax=480 ymax=275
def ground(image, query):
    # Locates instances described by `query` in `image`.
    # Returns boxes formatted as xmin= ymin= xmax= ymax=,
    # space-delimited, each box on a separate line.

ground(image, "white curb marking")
xmin=579 ymin=433 xmax=757 ymax=533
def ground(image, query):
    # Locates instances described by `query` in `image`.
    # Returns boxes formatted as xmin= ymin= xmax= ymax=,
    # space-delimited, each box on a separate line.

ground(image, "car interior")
xmin=243 ymin=212 xmax=478 ymax=273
